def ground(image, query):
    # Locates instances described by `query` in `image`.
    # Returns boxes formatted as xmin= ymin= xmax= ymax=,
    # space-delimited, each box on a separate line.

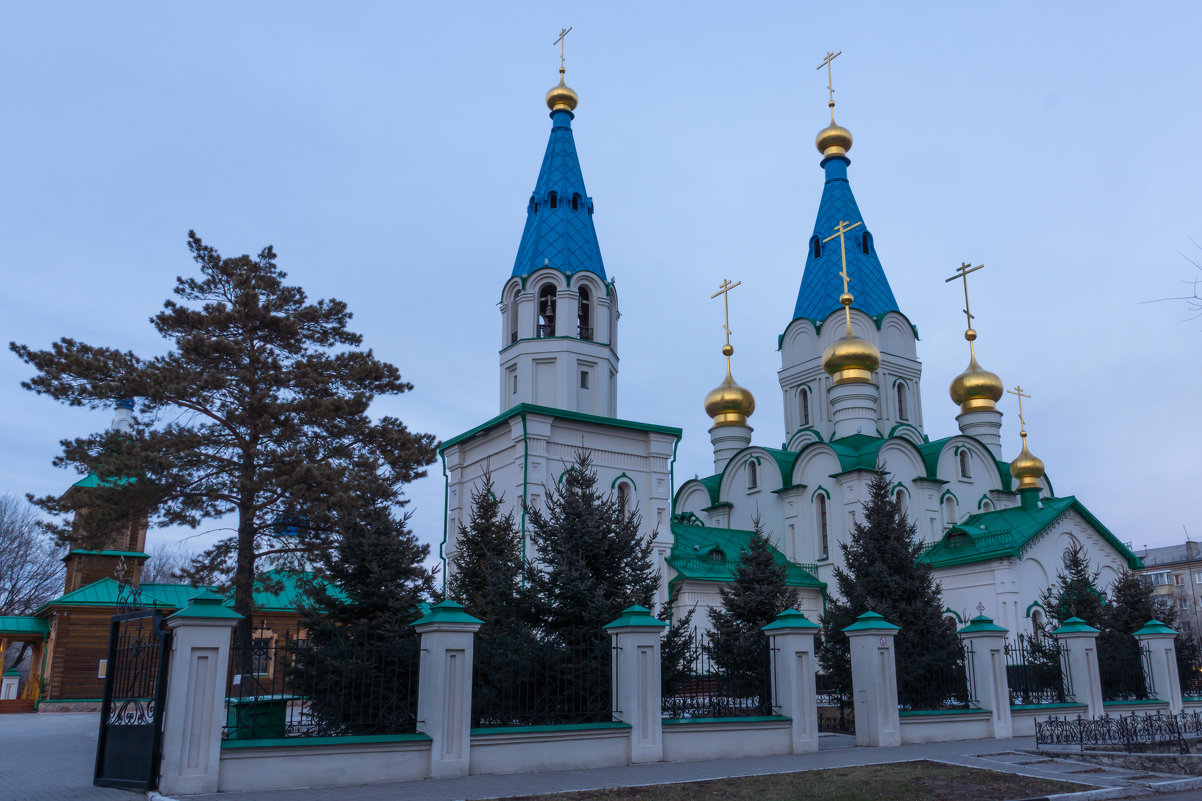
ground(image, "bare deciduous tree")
xmin=139 ymin=541 xmax=196 ymax=585
xmin=0 ymin=494 xmax=63 ymax=616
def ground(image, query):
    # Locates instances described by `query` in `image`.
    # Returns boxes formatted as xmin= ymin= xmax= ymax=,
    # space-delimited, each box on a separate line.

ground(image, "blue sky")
xmin=3 ymin=2 xmax=1200 ymax=564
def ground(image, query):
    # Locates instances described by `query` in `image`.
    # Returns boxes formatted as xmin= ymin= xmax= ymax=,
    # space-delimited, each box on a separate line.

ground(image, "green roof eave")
xmin=169 ymin=589 xmax=243 ymax=621
xmin=0 ymin=616 xmax=50 ymax=636
xmin=66 ymin=549 xmax=149 ymax=559
xmin=70 ymin=473 xmax=137 ymax=490
xmin=439 ymin=403 xmax=681 ymax=453
xmin=667 ymin=522 xmax=825 ymax=589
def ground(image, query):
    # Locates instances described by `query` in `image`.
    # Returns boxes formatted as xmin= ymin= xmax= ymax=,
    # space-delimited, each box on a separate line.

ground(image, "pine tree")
xmin=296 ymin=474 xmax=436 ymax=735
xmin=819 ymin=469 xmax=962 ymax=710
xmin=11 ymin=232 xmax=436 ymax=650
xmin=706 ymin=518 xmax=799 ymax=704
xmin=524 ymin=450 xmax=658 ymax=637
xmin=1037 ymin=543 xmax=1107 ymax=631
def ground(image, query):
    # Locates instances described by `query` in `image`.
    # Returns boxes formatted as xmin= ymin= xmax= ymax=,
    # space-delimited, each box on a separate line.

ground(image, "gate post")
xmin=1134 ymin=620 xmax=1182 ymax=713
xmin=762 ymin=609 xmax=821 ymax=753
xmin=957 ymin=614 xmax=1012 ymax=739
xmin=605 ymin=605 xmax=666 ymax=764
xmin=1053 ymin=617 xmax=1103 ymax=717
xmin=158 ymin=590 xmax=241 ymax=796
xmin=842 ymin=611 xmax=901 ymax=747
xmin=412 ymin=600 xmax=483 ymax=779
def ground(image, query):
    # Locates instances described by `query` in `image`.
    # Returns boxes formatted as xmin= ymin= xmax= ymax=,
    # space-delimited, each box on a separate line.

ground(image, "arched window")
xmin=817 ymin=494 xmax=829 ymax=558
xmin=895 ymin=488 xmax=908 ymax=518
xmin=618 ymin=483 xmax=631 ymax=517
xmin=578 ymin=286 xmax=592 ymax=339
xmin=508 ymin=289 xmax=519 ymax=344
xmin=1031 ymin=608 xmax=1045 ymax=632
xmin=944 ymin=495 xmax=957 ymax=527
xmin=896 ymin=383 xmax=908 ymax=420
xmin=799 ymin=388 xmax=811 ymax=427
xmin=861 ymin=231 xmax=872 ymax=255
xmin=959 ymin=449 xmax=972 ymax=479
xmin=811 ymin=235 xmax=821 ymax=259
xmin=571 ymin=193 xmax=580 ymax=211
xmin=537 ymin=284 xmax=557 ymax=337
xmin=747 ymin=460 xmax=758 ymax=490
xmin=548 ymin=191 xmax=558 ymax=209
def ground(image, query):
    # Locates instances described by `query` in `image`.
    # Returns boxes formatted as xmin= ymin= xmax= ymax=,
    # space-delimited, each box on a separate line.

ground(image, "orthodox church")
xmin=441 ymin=60 xmax=1142 ymax=635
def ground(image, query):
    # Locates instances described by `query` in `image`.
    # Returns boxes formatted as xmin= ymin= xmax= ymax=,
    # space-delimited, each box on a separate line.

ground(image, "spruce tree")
xmin=819 ymin=469 xmax=962 ymax=710
xmin=11 ymin=232 xmax=436 ymax=651
xmin=1037 ymin=543 xmax=1107 ymax=631
xmin=1097 ymin=568 xmax=1177 ymax=701
xmin=706 ymin=518 xmax=799 ymax=705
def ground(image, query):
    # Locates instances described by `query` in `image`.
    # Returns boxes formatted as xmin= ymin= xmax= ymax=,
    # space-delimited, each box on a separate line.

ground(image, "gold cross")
xmin=1007 ymin=385 xmax=1031 ymax=433
xmin=710 ymin=278 xmax=742 ymax=351
xmin=945 ymin=262 xmax=985 ymax=358
xmin=554 ymin=26 xmax=573 ymax=72
xmin=823 ymin=219 xmax=862 ymax=331
xmin=817 ymin=50 xmax=842 ymax=122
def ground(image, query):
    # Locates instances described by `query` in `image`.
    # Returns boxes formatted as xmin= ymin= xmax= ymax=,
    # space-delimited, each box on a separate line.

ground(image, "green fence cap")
xmin=1051 ymin=616 xmax=1099 ymax=635
xmin=958 ymin=614 xmax=1008 ymax=635
xmin=762 ymin=609 xmax=820 ymax=632
xmin=604 ymin=605 xmax=667 ymax=629
xmin=842 ymin=611 xmax=900 ymax=633
xmin=1134 ymin=619 xmax=1178 ymax=637
xmin=410 ymin=599 xmax=484 ymax=628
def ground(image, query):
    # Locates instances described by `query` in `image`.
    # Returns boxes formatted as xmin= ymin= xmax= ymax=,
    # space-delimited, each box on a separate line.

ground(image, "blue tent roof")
xmin=511 ymin=109 xmax=606 ymax=281
xmin=792 ymin=156 xmax=899 ymax=323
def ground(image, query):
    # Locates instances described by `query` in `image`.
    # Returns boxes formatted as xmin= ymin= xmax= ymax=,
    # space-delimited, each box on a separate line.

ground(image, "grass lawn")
xmin=490 ymin=760 xmax=1088 ymax=801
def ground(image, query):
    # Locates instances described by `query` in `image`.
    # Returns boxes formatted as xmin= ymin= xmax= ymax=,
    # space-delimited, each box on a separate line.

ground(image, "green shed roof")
xmin=667 ymin=521 xmax=824 ymax=589
xmin=918 ymin=495 xmax=1142 ymax=571
xmin=0 ymin=616 xmax=50 ymax=636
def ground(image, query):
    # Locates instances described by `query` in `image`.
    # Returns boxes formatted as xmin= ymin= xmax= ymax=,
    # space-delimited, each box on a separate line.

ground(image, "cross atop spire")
xmin=823 ymin=218 xmax=863 ymax=334
xmin=945 ymin=262 xmax=985 ymax=358
xmin=554 ymin=26 xmax=572 ymax=74
xmin=1007 ymin=385 xmax=1031 ymax=433
xmin=711 ymin=278 xmax=742 ymax=371
xmin=817 ymin=50 xmax=842 ymax=123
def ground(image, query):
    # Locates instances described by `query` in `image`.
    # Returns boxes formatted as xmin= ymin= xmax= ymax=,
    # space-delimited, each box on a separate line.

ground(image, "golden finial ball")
xmin=546 ymin=74 xmax=579 ymax=113
xmin=721 ymin=344 xmax=734 ymax=357
xmin=816 ymin=122 xmax=853 ymax=158
xmin=839 ymin=292 xmax=854 ymax=307
xmin=965 ymin=329 xmax=977 ymax=342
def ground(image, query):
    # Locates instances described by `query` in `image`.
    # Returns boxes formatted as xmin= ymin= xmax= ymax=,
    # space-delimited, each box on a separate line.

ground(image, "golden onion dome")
xmin=950 ymin=353 xmax=1004 ymax=413
xmin=816 ymin=121 xmax=853 ymax=159
xmin=705 ymin=345 xmax=756 ymax=427
xmin=546 ymin=70 xmax=579 ymax=113
xmin=1009 ymin=437 xmax=1046 ymax=491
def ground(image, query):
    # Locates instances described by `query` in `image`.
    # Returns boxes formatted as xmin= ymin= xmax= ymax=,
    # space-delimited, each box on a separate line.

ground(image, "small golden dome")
xmin=950 ymin=356 xmax=1004 ymax=413
xmin=546 ymin=70 xmax=578 ymax=113
xmin=705 ymin=369 xmax=756 ymax=427
xmin=1010 ymin=437 xmax=1045 ymax=491
xmin=816 ymin=122 xmax=853 ymax=159
xmin=822 ymin=331 xmax=880 ymax=385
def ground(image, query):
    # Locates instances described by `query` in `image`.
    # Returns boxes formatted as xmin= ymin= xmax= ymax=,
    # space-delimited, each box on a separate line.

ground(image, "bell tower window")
xmin=799 ymin=387 xmax=811 ymax=428
xmin=537 ymin=284 xmax=557 ymax=338
xmin=896 ymin=382 xmax=908 ymax=420
xmin=548 ymin=191 xmax=558 ymax=209
xmin=817 ymin=494 xmax=829 ymax=558
xmin=578 ymin=286 xmax=592 ymax=339
xmin=572 ymin=193 xmax=580 ymax=211
xmin=811 ymin=235 xmax=821 ymax=259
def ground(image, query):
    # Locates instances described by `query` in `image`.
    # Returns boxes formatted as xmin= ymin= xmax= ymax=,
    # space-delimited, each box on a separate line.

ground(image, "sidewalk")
xmin=181 ymin=734 xmax=1202 ymax=801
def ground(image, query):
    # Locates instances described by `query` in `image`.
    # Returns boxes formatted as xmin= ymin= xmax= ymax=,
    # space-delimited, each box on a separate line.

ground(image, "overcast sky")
xmin=3 ymin=2 xmax=1200 ymax=565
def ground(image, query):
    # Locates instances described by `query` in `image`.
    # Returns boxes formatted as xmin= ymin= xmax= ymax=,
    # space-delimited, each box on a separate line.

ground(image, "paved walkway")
xmin=5 ymin=713 xmax=1202 ymax=801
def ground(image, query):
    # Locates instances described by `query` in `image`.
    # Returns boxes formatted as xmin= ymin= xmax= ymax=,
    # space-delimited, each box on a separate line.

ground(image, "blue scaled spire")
xmin=792 ymin=154 xmax=898 ymax=323
xmin=511 ymin=102 xmax=606 ymax=281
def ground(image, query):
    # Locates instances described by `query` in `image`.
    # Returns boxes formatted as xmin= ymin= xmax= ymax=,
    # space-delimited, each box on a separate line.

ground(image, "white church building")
xmin=440 ymin=65 xmax=1142 ymax=634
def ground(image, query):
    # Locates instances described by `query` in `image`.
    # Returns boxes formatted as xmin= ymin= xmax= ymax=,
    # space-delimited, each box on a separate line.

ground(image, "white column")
xmin=413 ymin=600 xmax=483 ymax=779
xmin=158 ymin=590 xmax=242 ymax=796
xmin=842 ymin=611 xmax=900 ymax=747
xmin=1134 ymin=620 xmax=1182 ymax=714
xmin=957 ymin=614 xmax=1013 ymax=739
xmin=763 ymin=609 xmax=820 ymax=753
xmin=829 ymin=382 xmax=880 ymax=440
xmin=956 ymin=409 xmax=1003 ymax=458
xmin=709 ymin=424 xmax=752 ymax=473
xmin=605 ymin=605 xmax=666 ymax=764
xmin=1053 ymin=617 xmax=1104 ymax=718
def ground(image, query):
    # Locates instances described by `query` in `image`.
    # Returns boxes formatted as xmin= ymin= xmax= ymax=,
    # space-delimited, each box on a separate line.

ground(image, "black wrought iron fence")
xmin=897 ymin=640 xmax=977 ymax=712
xmin=1099 ymin=635 xmax=1152 ymax=701
xmin=1177 ymin=636 xmax=1202 ymax=698
xmin=471 ymin=629 xmax=613 ymax=728
xmin=661 ymin=629 xmax=773 ymax=719
xmin=1036 ymin=711 xmax=1202 ymax=753
xmin=1006 ymin=633 xmax=1071 ymax=706
xmin=224 ymin=623 xmax=420 ymax=739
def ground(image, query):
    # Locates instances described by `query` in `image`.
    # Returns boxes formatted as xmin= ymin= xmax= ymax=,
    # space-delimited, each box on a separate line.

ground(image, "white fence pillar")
xmin=158 ymin=590 xmax=241 ymax=796
xmin=762 ymin=609 xmax=820 ymax=753
xmin=413 ymin=600 xmax=483 ymax=779
xmin=605 ymin=605 xmax=666 ymax=764
xmin=1135 ymin=620 xmax=1182 ymax=714
xmin=843 ymin=611 xmax=900 ymax=747
xmin=957 ymin=614 xmax=1012 ymax=739
xmin=1053 ymin=617 xmax=1104 ymax=718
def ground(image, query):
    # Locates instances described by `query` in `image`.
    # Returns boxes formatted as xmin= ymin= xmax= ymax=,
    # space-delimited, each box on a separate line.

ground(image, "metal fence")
xmin=661 ymin=629 xmax=773 ymax=719
xmin=1036 ymin=711 xmax=1202 ymax=753
xmin=224 ymin=623 xmax=420 ymax=739
xmin=1099 ymin=636 xmax=1152 ymax=702
xmin=1177 ymin=636 xmax=1202 ymax=698
xmin=471 ymin=629 xmax=613 ymax=728
xmin=896 ymin=640 xmax=977 ymax=712
xmin=1005 ymin=633 xmax=1071 ymax=706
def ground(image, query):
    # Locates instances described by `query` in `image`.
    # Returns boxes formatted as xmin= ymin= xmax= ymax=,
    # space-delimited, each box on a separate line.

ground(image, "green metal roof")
xmin=698 ymin=474 xmax=722 ymax=506
xmin=439 ymin=403 xmax=681 ymax=453
xmin=70 ymin=472 xmax=135 ymax=489
xmin=917 ymin=495 xmax=1143 ymax=571
xmin=0 ymin=616 xmax=50 ymax=636
xmin=67 ymin=549 xmax=149 ymax=559
xmin=828 ymin=434 xmax=888 ymax=473
xmin=667 ymin=521 xmax=824 ymax=589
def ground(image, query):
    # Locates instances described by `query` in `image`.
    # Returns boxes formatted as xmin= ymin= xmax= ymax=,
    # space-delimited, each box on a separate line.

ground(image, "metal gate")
xmin=94 ymin=582 xmax=171 ymax=791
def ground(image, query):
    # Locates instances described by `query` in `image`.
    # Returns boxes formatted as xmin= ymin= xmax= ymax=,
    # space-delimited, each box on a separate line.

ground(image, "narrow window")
xmin=944 ymin=495 xmax=957 ymax=527
xmin=799 ymin=387 xmax=811 ymax=427
xmin=537 ymin=284 xmax=557 ymax=337
xmin=578 ymin=286 xmax=592 ymax=339
xmin=618 ymin=483 xmax=631 ymax=517
xmin=548 ymin=191 xmax=558 ymax=209
xmin=572 ymin=193 xmax=580 ymax=211
xmin=512 ymin=374 xmax=518 ymax=394
xmin=811 ymin=235 xmax=821 ymax=259
xmin=897 ymin=383 xmax=908 ymax=420
xmin=747 ymin=460 xmax=758 ymax=490
xmin=861 ymin=231 xmax=871 ymax=254
xmin=895 ymin=489 xmax=908 ymax=517
xmin=981 ymin=499 xmax=994 ymax=512
xmin=959 ymin=450 xmax=972 ymax=479
xmin=579 ymin=370 xmax=589 ymax=389
xmin=817 ymin=495 xmax=829 ymax=558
